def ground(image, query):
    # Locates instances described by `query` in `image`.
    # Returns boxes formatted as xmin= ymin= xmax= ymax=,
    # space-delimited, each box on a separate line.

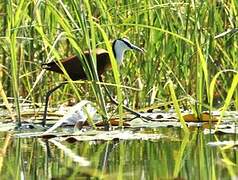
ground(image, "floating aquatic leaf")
xmin=129 ymin=118 xmax=181 ymax=128
xmin=183 ymin=112 xmax=218 ymax=122
xmin=55 ymin=130 xmax=164 ymax=142
xmin=95 ymin=118 xmax=130 ymax=126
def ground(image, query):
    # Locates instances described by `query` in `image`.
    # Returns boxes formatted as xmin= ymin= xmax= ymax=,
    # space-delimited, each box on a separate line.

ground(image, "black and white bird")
xmin=42 ymin=38 xmax=144 ymax=80
xmin=41 ymin=38 xmax=144 ymax=126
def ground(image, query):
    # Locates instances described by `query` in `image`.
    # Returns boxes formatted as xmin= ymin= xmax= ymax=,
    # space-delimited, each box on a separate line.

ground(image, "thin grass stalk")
xmin=167 ymin=80 xmax=189 ymax=133
xmin=117 ymin=142 xmax=125 ymax=180
xmin=92 ymin=142 xmax=110 ymax=178
xmin=40 ymin=1 xmax=110 ymax=124
xmin=6 ymin=0 xmax=30 ymax=126
xmin=37 ymin=2 xmax=81 ymax=100
xmin=0 ymin=80 xmax=15 ymax=120
xmin=47 ymin=5 xmax=81 ymax=98
xmin=216 ymin=73 xmax=238 ymax=130
xmin=9 ymin=36 xmax=21 ymax=126
xmin=209 ymin=70 xmax=237 ymax=112
xmin=198 ymin=132 xmax=207 ymax=180
xmin=214 ymin=135 xmax=236 ymax=177
xmin=15 ymin=138 xmax=21 ymax=178
xmin=1 ymin=1 xmax=8 ymax=95
xmin=196 ymin=40 xmax=209 ymax=108
xmin=235 ymin=90 xmax=238 ymax=110
xmin=196 ymin=45 xmax=203 ymax=116
xmin=22 ymin=2 xmax=36 ymax=106
xmin=84 ymin=0 xmax=108 ymax=123
xmin=122 ymin=23 xmax=194 ymax=45
xmin=211 ymin=150 xmax=216 ymax=180
xmin=95 ymin=23 xmax=124 ymax=126
xmin=173 ymin=132 xmax=190 ymax=177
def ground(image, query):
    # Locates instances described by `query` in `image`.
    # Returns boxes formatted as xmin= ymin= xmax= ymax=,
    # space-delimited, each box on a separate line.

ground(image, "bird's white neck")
xmin=114 ymin=49 xmax=126 ymax=66
xmin=113 ymin=40 xmax=131 ymax=66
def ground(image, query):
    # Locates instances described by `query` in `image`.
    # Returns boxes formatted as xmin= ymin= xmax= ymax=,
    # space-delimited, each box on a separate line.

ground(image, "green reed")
xmin=5 ymin=0 xmax=32 ymax=126
xmin=0 ymin=0 xmax=238 ymax=126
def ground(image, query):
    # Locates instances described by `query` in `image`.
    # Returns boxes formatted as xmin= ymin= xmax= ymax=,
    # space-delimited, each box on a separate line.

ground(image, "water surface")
xmin=0 ymin=127 xmax=237 ymax=179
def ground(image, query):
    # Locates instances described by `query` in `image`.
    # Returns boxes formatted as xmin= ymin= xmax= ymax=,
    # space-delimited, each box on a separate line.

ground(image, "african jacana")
xmin=42 ymin=38 xmax=144 ymax=126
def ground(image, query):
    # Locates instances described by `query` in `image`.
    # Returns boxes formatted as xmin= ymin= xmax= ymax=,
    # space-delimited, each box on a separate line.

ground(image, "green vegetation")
xmin=1 ymin=1 xmax=238 ymax=179
xmin=0 ymin=1 xmax=238 ymax=124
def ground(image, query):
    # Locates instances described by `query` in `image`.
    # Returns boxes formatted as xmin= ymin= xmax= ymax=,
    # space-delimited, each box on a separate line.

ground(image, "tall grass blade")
xmin=167 ymin=80 xmax=189 ymax=133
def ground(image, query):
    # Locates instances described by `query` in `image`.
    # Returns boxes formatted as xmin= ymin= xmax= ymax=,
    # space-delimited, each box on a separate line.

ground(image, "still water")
xmin=0 ymin=128 xmax=237 ymax=179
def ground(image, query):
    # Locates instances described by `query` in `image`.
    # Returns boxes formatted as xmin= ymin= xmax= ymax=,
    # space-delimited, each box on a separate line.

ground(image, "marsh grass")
xmin=0 ymin=1 xmax=238 ymax=127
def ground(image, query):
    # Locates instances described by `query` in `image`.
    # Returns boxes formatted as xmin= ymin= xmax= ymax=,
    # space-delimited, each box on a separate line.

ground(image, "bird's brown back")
xmin=42 ymin=48 xmax=111 ymax=81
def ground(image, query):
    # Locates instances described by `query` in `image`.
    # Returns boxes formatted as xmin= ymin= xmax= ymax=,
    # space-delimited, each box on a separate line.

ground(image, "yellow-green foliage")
xmin=0 ymin=0 xmax=238 ymax=119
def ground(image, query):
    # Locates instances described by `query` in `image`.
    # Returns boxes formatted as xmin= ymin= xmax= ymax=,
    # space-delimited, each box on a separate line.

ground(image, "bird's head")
xmin=112 ymin=38 xmax=144 ymax=65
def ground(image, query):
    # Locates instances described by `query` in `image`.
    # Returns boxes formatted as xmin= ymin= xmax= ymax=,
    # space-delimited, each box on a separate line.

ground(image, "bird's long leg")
xmin=102 ymin=85 xmax=152 ymax=122
xmin=42 ymin=82 xmax=67 ymax=126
